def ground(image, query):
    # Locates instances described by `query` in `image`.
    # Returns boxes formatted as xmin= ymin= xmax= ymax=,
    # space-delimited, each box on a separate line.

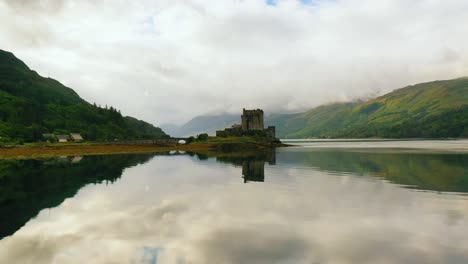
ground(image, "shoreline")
xmin=0 ymin=140 xmax=287 ymax=160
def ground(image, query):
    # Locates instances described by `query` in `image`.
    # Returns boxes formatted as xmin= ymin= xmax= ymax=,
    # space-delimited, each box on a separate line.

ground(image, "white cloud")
xmin=1 ymin=0 xmax=467 ymax=124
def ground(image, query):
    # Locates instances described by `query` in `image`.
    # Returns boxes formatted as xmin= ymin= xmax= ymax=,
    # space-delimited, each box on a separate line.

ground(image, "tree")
xmin=197 ymin=133 xmax=208 ymax=141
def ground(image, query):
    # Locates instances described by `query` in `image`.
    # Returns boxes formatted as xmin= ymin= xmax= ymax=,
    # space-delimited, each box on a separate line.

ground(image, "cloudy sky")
xmin=1 ymin=0 xmax=468 ymax=125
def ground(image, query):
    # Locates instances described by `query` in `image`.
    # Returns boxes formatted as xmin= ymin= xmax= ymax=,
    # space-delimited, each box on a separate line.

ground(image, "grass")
xmin=0 ymin=137 xmax=286 ymax=159
xmin=0 ymin=143 xmax=209 ymax=159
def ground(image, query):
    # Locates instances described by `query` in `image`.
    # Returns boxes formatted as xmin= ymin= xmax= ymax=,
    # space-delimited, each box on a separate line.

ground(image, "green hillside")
xmin=0 ymin=49 xmax=167 ymax=143
xmin=268 ymin=78 xmax=468 ymax=138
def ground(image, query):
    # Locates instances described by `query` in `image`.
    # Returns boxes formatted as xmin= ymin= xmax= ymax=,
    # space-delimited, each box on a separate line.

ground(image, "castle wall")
xmin=266 ymin=126 xmax=276 ymax=139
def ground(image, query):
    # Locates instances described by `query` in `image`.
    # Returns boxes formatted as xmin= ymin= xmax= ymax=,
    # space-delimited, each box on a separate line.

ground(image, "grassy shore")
xmin=0 ymin=137 xmax=286 ymax=159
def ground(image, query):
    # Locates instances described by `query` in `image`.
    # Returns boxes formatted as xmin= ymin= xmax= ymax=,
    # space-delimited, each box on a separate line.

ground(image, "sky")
xmin=1 ymin=0 xmax=468 ymax=125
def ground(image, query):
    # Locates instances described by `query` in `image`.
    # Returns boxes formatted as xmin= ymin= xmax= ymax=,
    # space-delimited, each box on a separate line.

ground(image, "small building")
xmin=70 ymin=133 xmax=84 ymax=142
xmin=56 ymin=135 xmax=69 ymax=143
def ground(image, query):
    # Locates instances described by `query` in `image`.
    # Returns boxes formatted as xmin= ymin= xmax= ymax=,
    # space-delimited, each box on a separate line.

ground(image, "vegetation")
xmin=196 ymin=133 xmax=209 ymax=141
xmin=0 ymin=136 xmax=286 ymax=160
xmin=0 ymin=49 xmax=167 ymax=143
xmin=268 ymin=78 xmax=468 ymax=138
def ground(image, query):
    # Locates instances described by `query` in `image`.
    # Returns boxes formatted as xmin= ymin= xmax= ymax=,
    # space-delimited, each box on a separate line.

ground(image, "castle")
xmin=241 ymin=109 xmax=264 ymax=131
xmin=216 ymin=109 xmax=276 ymax=138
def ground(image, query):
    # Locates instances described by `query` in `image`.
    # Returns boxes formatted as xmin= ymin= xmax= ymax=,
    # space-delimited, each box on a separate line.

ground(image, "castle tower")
xmin=241 ymin=108 xmax=264 ymax=131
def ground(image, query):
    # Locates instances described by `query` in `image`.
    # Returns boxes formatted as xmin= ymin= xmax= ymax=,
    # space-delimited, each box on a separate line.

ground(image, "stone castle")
xmin=241 ymin=109 xmax=264 ymax=131
xmin=216 ymin=108 xmax=275 ymax=138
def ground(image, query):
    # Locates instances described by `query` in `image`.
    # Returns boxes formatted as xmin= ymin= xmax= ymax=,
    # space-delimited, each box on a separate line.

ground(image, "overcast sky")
xmin=1 ymin=0 xmax=468 ymax=125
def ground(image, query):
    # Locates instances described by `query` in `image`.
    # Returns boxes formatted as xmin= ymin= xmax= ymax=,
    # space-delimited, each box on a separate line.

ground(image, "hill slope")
xmin=161 ymin=113 xmax=240 ymax=137
xmin=0 ymin=49 xmax=167 ymax=142
xmin=268 ymin=78 xmax=468 ymax=138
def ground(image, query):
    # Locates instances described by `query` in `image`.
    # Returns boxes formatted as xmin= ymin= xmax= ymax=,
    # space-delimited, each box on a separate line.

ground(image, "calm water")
xmin=1 ymin=140 xmax=468 ymax=264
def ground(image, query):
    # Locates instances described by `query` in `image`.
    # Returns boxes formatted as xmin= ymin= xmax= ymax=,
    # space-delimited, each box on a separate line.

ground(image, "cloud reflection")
xmin=0 ymin=151 xmax=467 ymax=263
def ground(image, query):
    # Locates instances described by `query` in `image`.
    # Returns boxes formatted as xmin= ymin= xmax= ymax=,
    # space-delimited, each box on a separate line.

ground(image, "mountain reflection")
xmin=1 ymin=147 xmax=467 ymax=242
xmin=0 ymin=150 xmax=277 ymax=240
xmin=0 ymin=145 xmax=468 ymax=264
xmin=0 ymin=154 xmax=154 ymax=240
xmin=277 ymin=149 xmax=468 ymax=193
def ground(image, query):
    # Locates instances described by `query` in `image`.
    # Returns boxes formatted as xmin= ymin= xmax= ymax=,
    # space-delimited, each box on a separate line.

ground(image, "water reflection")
xmin=213 ymin=149 xmax=276 ymax=183
xmin=0 ymin=154 xmax=154 ymax=239
xmin=277 ymin=148 xmax=468 ymax=193
xmin=0 ymin=144 xmax=467 ymax=264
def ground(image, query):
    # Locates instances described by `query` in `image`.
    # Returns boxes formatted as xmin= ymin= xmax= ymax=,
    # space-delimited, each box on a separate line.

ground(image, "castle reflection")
xmin=212 ymin=148 xmax=276 ymax=183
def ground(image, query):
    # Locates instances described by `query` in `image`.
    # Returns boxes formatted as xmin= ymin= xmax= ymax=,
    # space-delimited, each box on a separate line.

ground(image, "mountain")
xmin=268 ymin=78 xmax=468 ymax=138
xmin=161 ymin=113 xmax=240 ymax=137
xmin=265 ymin=103 xmax=360 ymax=138
xmin=149 ymin=77 xmax=468 ymax=139
xmin=0 ymin=49 xmax=167 ymax=142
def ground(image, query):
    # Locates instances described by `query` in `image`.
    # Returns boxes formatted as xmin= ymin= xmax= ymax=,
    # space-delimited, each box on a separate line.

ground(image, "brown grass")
xmin=0 ymin=140 xmax=287 ymax=160
xmin=0 ymin=143 xmax=216 ymax=160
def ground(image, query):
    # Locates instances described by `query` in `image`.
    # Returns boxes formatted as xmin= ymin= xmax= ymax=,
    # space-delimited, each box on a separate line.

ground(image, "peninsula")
xmin=0 ymin=103 xmax=284 ymax=159
xmin=0 ymin=136 xmax=285 ymax=159
xmin=0 ymin=49 xmax=284 ymax=159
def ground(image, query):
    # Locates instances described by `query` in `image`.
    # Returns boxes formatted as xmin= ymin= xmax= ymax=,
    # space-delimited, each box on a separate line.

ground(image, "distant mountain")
xmin=0 ymin=49 xmax=167 ymax=142
xmin=162 ymin=113 xmax=240 ymax=137
xmin=269 ymin=78 xmax=468 ymax=138
xmin=159 ymin=123 xmax=181 ymax=137
xmin=153 ymin=77 xmax=468 ymax=139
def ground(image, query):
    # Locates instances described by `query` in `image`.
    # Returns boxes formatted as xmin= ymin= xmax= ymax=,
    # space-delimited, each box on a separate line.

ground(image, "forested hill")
xmin=0 ymin=49 xmax=167 ymax=142
xmin=267 ymin=77 xmax=468 ymax=138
